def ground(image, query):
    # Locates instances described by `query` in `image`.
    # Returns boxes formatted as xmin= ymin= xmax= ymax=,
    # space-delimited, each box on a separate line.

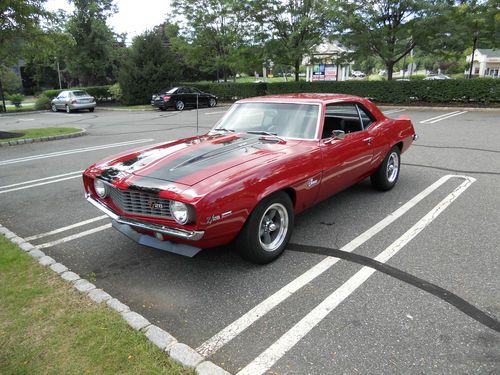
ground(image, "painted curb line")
xmin=0 ymin=129 xmax=87 ymax=147
xmin=0 ymin=224 xmax=231 ymax=375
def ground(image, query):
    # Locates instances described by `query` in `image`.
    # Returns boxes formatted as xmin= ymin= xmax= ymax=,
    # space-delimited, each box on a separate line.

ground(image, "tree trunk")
xmin=386 ymin=62 xmax=395 ymax=80
xmin=468 ymin=36 xmax=478 ymax=79
xmin=294 ymin=59 xmax=300 ymax=82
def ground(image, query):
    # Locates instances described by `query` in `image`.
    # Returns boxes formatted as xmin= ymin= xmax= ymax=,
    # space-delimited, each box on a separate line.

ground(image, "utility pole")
xmin=468 ymin=35 xmax=478 ymax=79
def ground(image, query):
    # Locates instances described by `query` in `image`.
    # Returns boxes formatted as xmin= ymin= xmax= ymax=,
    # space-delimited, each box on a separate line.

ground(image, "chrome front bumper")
xmin=85 ymin=193 xmax=204 ymax=241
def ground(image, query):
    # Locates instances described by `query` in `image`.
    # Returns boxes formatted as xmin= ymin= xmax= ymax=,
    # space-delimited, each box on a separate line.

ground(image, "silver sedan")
xmin=51 ymin=90 xmax=97 ymax=113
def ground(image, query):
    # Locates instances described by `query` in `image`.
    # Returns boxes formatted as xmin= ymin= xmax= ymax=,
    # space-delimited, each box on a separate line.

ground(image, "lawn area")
xmin=0 ymin=236 xmax=193 ymax=375
xmin=5 ymin=103 xmax=36 ymax=112
xmin=0 ymin=127 xmax=81 ymax=142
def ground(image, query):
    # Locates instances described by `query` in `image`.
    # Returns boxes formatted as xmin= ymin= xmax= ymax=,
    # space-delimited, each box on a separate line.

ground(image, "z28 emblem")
xmin=148 ymin=201 xmax=164 ymax=209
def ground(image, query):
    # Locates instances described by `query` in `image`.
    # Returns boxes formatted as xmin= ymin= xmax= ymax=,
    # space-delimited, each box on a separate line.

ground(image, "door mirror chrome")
xmin=331 ymin=130 xmax=346 ymax=140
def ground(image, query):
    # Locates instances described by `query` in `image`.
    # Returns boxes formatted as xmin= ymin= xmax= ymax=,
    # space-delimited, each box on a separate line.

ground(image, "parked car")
xmin=351 ymin=70 xmax=366 ymax=78
xmin=151 ymin=87 xmax=217 ymax=111
xmin=84 ymin=94 xmax=417 ymax=264
xmin=423 ymin=74 xmax=452 ymax=80
xmin=51 ymin=90 xmax=96 ymax=113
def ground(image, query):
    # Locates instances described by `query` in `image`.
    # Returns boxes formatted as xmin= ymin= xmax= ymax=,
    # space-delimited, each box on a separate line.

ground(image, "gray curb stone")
xmin=169 ymin=343 xmax=204 ymax=369
xmin=10 ymin=236 xmax=24 ymax=244
xmin=122 ymin=311 xmax=150 ymax=331
xmin=0 ymin=129 xmax=86 ymax=147
xmin=74 ymin=279 xmax=96 ymax=293
xmin=106 ymin=298 xmax=130 ymax=313
xmin=39 ymin=256 xmax=56 ymax=266
xmin=87 ymin=288 xmax=112 ymax=303
xmin=0 ymin=224 xmax=232 ymax=375
xmin=61 ymin=271 xmax=80 ymax=283
xmin=145 ymin=325 xmax=177 ymax=351
xmin=196 ymin=361 xmax=232 ymax=375
xmin=19 ymin=242 xmax=35 ymax=252
xmin=28 ymin=249 xmax=46 ymax=259
xmin=50 ymin=262 xmax=68 ymax=274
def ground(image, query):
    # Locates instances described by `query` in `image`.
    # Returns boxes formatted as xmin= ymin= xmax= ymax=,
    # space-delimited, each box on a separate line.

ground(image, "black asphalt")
xmin=1 ymin=106 xmax=499 ymax=374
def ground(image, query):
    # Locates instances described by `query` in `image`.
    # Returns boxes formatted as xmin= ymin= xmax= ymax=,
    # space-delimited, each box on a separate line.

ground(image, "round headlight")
xmin=94 ymin=179 xmax=108 ymax=198
xmin=170 ymin=200 xmax=190 ymax=224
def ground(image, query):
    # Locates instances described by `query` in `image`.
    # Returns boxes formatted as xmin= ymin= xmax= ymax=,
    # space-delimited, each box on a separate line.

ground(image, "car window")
xmin=214 ymin=102 xmax=319 ymax=140
xmin=191 ymin=88 xmax=202 ymax=94
xmin=356 ymin=105 xmax=375 ymax=129
xmin=177 ymin=88 xmax=187 ymax=94
xmin=323 ymin=103 xmax=363 ymax=138
xmin=72 ymin=91 xmax=89 ymax=97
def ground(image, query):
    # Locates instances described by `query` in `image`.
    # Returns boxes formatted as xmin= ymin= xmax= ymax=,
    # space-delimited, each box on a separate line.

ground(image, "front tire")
xmin=175 ymin=100 xmax=185 ymax=111
xmin=89 ymin=107 xmax=95 ymax=112
xmin=370 ymin=146 xmax=401 ymax=191
xmin=236 ymin=191 xmax=294 ymax=264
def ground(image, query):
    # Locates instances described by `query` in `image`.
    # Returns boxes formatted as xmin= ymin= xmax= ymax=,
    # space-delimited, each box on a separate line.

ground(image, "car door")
xmin=55 ymin=92 xmax=67 ymax=109
xmin=182 ymin=87 xmax=196 ymax=107
xmin=192 ymin=87 xmax=208 ymax=107
xmin=317 ymin=102 xmax=374 ymax=201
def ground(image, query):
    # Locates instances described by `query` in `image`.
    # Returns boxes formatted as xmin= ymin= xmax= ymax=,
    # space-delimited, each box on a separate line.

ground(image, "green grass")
xmin=0 ymin=235 xmax=193 ymax=375
xmin=5 ymin=103 xmax=36 ymax=112
xmin=1 ymin=127 xmax=81 ymax=142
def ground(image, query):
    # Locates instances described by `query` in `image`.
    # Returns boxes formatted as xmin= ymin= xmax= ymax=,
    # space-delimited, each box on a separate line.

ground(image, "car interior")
xmin=322 ymin=103 xmax=375 ymax=138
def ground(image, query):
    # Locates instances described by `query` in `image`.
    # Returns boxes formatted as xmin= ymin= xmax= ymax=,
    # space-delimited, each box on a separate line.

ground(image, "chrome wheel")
xmin=258 ymin=203 xmax=289 ymax=252
xmin=386 ymin=151 xmax=399 ymax=183
xmin=65 ymin=105 xmax=71 ymax=113
xmin=209 ymin=98 xmax=216 ymax=107
xmin=176 ymin=101 xmax=184 ymax=110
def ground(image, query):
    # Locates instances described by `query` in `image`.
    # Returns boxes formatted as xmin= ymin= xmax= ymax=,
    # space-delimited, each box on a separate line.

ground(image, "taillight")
xmin=71 ymin=99 xmax=77 ymax=104
xmin=163 ymin=95 xmax=170 ymax=101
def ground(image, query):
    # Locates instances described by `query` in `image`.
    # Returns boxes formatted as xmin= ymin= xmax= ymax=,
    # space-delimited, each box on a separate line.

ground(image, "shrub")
xmin=7 ymin=93 xmax=25 ymax=108
xmin=40 ymin=86 xmax=113 ymax=103
xmin=108 ymin=83 xmax=122 ymax=102
xmin=35 ymin=94 xmax=52 ymax=110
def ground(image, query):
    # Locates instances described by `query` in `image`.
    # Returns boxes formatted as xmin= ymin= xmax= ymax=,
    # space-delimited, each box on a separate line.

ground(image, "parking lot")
xmin=1 ymin=106 xmax=499 ymax=374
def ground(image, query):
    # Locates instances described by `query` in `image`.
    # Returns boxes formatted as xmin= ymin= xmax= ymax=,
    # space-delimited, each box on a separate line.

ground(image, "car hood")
xmin=92 ymin=133 xmax=299 ymax=187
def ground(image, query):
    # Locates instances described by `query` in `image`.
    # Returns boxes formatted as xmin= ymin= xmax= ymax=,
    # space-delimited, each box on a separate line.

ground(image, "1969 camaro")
xmin=83 ymin=94 xmax=417 ymax=263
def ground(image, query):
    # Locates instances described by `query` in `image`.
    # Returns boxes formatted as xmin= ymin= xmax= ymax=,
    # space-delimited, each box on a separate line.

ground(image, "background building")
xmin=466 ymin=49 xmax=500 ymax=78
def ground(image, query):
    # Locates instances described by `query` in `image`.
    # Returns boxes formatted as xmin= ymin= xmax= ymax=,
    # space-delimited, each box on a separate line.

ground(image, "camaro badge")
xmin=206 ymin=211 xmax=232 ymax=224
xmin=306 ymin=177 xmax=319 ymax=188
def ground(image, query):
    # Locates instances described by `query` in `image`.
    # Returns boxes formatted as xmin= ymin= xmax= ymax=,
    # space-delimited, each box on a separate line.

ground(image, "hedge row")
xmin=188 ymin=79 xmax=499 ymax=104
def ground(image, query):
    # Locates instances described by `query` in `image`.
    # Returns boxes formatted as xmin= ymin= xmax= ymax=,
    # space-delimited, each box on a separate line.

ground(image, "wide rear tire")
xmin=370 ymin=146 xmax=401 ymax=191
xmin=236 ymin=191 xmax=294 ymax=264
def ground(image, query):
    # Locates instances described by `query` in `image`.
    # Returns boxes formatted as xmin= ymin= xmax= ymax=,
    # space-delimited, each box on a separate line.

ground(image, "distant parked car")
xmin=151 ymin=87 xmax=217 ymax=111
xmin=423 ymin=74 xmax=452 ymax=80
xmin=51 ymin=90 xmax=96 ymax=113
xmin=351 ymin=71 xmax=366 ymax=78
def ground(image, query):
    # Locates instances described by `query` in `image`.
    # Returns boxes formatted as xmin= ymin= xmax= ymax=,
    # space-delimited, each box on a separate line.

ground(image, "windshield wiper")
xmin=212 ymin=127 xmax=235 ymax=133
xmin=246 ymin=131 xmax=285 ymax=143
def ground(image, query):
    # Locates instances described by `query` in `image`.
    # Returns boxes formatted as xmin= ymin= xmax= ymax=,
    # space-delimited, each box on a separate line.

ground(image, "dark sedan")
xmin=151 ymin=87 xmax=218 ymax=111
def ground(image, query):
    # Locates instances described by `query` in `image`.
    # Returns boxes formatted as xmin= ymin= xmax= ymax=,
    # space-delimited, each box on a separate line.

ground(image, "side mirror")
xmin=331 ymin=130 xmax=346 ymax=140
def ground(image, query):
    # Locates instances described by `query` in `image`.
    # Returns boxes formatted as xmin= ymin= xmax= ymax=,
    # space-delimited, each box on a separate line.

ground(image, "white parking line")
xmin=37 ymin=223 xmax=112 ymax=249
xmin=420 ymin=111 xmax=467 ymax=124
xmin=237 ymin=175 xmax=475 ymax=375
xmin=196 ymin=174 xmax=465 ymax=357
xmin=0 ymin=139 xmax=154 ymax=166
xmin=0 ymin=170 xmax=83 ymax=190
xmin=383 ymin=109 xmax=406 ymax=115
xmin=0 ymin=175 xmax=82 ymax=194
xmin=26 ymin=215 xmax=108 ymax=241
xmin=204 ymin=111 xmax=227 ymax=115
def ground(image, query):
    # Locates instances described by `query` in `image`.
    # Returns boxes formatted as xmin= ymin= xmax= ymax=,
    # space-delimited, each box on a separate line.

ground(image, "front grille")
xmin=108 ymin=186 xmax=172 ymax=218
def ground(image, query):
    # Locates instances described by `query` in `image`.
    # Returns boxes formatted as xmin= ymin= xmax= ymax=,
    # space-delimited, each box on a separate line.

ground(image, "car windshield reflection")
xmin=214 ymin=103 xmax=319 ymax=139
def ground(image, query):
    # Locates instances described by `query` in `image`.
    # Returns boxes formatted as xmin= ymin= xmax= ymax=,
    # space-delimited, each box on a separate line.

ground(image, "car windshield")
xmin=213 ymin=102 xmax=319 ymax=139
xmin=72 ymin=91 xmax=89 ymax=97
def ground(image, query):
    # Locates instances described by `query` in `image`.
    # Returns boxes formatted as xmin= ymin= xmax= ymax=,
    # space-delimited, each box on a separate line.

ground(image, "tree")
xmin=172 ymin=0 xmax=249 ymax=81
xmin=118 ymin=27 xmax=183 ymax=105
xmin=256 ymin=0 xmax=327 ymax=81
xmin=65 ymin=0 xmax=117 ymax=85
xmin=330 ymin=0 xmax=442 ymax=80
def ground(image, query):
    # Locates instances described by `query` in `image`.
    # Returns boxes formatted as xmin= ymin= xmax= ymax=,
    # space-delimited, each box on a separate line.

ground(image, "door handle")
xmin=363 ymin=137 xmax=373 ymax=144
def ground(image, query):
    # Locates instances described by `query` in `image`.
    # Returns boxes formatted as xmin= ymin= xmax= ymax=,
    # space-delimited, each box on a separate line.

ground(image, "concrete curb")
xmin=0 ymin=223 xmax=231 ymax=375
xmin=0 ymin=129 xmax=86 ymax=147
xmin=0 ymin=110 xmax=47 ymax=116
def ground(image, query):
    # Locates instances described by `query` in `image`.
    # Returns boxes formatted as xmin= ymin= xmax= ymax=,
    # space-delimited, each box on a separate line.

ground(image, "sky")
xmin=45 ymin=0 xmax=173 ymax=44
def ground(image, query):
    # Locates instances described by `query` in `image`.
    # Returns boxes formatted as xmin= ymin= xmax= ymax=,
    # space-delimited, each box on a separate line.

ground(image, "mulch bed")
xmin=0 ymin=131 xmax=25 ymax=140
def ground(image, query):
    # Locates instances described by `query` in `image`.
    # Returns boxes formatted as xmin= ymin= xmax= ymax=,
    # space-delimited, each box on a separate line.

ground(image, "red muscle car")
xmin=83 ymin=94 xmax=417 ymax=263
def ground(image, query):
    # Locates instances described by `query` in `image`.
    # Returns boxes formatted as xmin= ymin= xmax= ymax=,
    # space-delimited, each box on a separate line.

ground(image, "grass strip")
xmin=1 ymin=127 xmax=82 ymax=142
xmin=0 ymin=235 xmax=193 ymax=375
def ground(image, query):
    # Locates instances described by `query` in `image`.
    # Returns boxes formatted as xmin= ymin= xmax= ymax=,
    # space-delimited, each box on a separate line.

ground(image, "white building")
xmin=303 ymin=42 xmax=353 ymax=82
xmin=466 ymin=49 xmax=500 ymax=78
